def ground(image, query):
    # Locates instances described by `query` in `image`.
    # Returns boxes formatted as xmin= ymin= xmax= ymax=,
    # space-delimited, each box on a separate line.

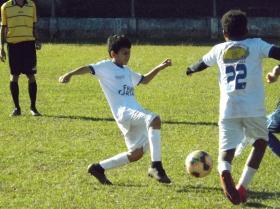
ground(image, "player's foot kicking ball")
xmin=236 ymin=184 xmax=247 ymax=203
xmin=148 ymin=166 xmax=171 ymax=184
xmin=220 ymin=171 xmax=241 ymax=205
xmin=87 ymin=163 xmax=112 ymax=185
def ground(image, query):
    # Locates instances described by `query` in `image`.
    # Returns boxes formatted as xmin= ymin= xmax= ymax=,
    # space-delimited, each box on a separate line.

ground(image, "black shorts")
xmin=7 ymin=41 xmax=37 ymax=76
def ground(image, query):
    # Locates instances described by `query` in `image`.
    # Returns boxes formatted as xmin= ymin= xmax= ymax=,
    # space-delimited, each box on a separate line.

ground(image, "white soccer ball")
xmin=185 ymin=150 xmax=213 ymax=178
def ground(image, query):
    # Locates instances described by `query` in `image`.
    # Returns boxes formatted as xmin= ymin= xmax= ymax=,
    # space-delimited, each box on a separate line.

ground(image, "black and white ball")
xmin=185 ymin=150 xmax=213 ymax=178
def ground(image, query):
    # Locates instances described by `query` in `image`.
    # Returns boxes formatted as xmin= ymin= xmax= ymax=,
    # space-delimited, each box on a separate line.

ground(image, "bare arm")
xmin=59 ymin=66 xmax=92 ymax=83
xmin=266 ymin=65 xmax=280 ymax=83
xmin=141 ymin=59 xmax=172 ymax=84
xmin=0 ymin=25 xmax=6 ymax=62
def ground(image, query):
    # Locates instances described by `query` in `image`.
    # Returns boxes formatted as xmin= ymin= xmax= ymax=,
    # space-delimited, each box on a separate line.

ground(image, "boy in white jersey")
xmin=59 ymin=35 xmax=172 ymax=184
xmin=186 ymin=10 xmax=280 ymax=204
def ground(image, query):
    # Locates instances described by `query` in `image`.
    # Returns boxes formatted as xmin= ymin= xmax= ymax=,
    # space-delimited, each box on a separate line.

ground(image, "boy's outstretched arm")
xmin=59 ymin=66 xmax=92 ymax=83
xmin=141 ymin=59 xmax=172 ymax=84
xmin=186 ymin=59 xmax=209 ymax=76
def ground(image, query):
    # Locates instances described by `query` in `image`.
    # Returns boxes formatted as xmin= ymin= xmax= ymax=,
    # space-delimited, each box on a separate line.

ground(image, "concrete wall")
xmin=37 ymin=17 xmax=280 ymax=42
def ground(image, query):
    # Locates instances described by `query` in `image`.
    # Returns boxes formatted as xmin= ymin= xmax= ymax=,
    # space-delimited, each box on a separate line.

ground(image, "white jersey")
xmin=90 ymin=60 xmax=144 ymax=133
xmin=202 ymin=38 xmax=273 ymax=119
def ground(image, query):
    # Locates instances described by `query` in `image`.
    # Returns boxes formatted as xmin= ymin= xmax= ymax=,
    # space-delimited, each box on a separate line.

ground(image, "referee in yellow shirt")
xmin=0 ymin=0 xmax=41 ymax=116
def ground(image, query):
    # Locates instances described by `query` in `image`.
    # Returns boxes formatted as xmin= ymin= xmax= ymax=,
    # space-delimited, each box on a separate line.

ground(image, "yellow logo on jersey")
xmin=223 ymin=45 xmax=249 ymax=63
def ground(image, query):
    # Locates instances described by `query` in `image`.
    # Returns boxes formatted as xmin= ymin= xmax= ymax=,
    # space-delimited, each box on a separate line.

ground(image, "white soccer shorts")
xmin=123 ymin=109 xmax=157 ymax=152
xmin=219 ymin=116 xmax=268 ymax=152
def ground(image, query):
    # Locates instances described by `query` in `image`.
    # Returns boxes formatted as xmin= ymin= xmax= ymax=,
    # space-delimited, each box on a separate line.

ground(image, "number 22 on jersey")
xmin=225 ymin=63 xmax=247 ymax=90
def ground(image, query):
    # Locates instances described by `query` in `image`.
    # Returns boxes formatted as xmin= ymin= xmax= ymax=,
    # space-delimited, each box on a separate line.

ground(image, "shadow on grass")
xmin=244 ymin=202 xmax=274 ymax=208
xmin=177 ymin=185 xmax=279 ymax=208
xmin=44 ymin=115 xmax=218 ymax=126
xmin=176 ymin=184 xmax=221 ymax=193
xmin=113 ymin=182 xmax=148 ymax=188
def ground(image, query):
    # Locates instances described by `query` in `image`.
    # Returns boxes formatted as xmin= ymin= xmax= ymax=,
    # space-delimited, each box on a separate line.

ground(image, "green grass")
xmin=0 ymin=44 xmax=280 ymax=209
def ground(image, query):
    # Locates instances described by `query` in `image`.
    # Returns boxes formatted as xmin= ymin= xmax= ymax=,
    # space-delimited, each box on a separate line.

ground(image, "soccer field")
xmin=0 ymin=43 xmax=279 ymax=209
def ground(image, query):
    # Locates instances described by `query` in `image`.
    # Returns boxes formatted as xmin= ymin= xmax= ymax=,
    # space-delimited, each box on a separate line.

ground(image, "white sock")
xmin=218 ymin=160 xmax=231 ymax=175
xmin=99 ymin=152 xmax=129 ymax=170
xmin=148 ymin=128 xmax=161 ymax=162
xmin=238 ymin=165 xmax=257 ymax=188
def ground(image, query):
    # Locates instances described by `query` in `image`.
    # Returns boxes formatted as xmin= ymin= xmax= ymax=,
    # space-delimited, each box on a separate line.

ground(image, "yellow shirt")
xmin=1 ymin=0 xmax=37 ymax=44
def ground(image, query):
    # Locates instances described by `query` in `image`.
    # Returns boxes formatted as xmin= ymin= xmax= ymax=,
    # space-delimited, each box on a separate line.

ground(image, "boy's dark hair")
xmin=107 ymin=35 xmax=131 ymax=56
xmin=221 ymin=10 xmax=248 ymax=40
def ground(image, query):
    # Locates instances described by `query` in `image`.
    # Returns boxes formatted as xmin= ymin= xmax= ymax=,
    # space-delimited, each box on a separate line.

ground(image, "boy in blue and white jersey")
xmin=59 ymin=35 xmax=172 ymax=184
xmin=266 ymin=64 xmax=280 ymax=157
xmin=186 ymin=10 xmax=280 ymax=204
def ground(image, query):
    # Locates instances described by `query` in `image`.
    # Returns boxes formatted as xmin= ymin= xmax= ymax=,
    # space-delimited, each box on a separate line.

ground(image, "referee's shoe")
xmin=10 ymin=108 xmax=21 ymax=116
xmin=30 ymin=107 xmax=42 ymax=116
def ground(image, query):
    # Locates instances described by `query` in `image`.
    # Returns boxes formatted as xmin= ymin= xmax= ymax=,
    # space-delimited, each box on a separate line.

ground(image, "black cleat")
xmin=87 ymin=163 xmax=112 ymax=185
xmin=10 ymin=108 xmax=21 ymax=117
xmin=148 ymin=166 xmax=171 ymax=184
xmin=30 ymin=107 xmax=42 ymax=116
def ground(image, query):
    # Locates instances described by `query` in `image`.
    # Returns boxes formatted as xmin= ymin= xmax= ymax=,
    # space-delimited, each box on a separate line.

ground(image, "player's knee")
xmin=127 ymin=148 xmax=144 ymax=162
xmin=219 ymin=149 xmax=235 ymax=163
xmin=150 ymin=116 xmax=161 ymax=129
xmin=27 ymin=75 xmax=36 ymax=83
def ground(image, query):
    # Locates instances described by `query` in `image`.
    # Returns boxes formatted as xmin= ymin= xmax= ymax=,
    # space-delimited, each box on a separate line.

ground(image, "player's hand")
xmin=0 ymin=48 xmax=6 ymax=62
xmin=159 ymin=59 xmax=172 ymax=70
xmin=59 ymin=74 xmax=71 ymax=83
xmin=266 ymin=72 xmax=278 ymax=83
xmin=35 ymin=41 xmax=42 ymax=50
xmin=266 ymin=65 xmax=280 ymax=83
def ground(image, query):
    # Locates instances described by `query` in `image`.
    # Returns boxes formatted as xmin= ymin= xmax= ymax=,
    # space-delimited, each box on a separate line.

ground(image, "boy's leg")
xmin=237 ymin=117 xmax=268 ymax=202
xmin=237 ymin=138 xmax=267 ymax=201
xmin=147 ymin=116 xmax=171 ymax=184
xmin=88 ymin=148 xmax=144 ymax=185
xmin=218 ymin=118 xmax=243 ymax=205
xmin=88 ymin=152 xmax=130 ymax=185
xmin=26 ymin=74 xmax=41 ymax=116
xmin=268 ymin=132 xmax=280 ymax=157
xmin=267 ymin=107 xmax=280 ymax=157
xmin=9 ymin=75 xmax=21 ymax=116
xmin=8 ymin=43 xmax=21 ymax=116
xmin=218 ymin=149 xmax=241 ymax=205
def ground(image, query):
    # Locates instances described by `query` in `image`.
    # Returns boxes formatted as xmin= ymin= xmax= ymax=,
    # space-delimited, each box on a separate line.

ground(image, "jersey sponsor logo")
xmin=223 ymin=45 xmax=249 ymax=63
xmin=118 ymin=85 xmax=134 ymax=96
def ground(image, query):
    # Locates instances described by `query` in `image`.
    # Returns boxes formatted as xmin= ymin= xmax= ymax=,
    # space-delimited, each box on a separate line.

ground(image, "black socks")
xmin=28 ymin=81 xmax=37 ymax=109
xmin=10 ymin=81 xmax=20 ymax=109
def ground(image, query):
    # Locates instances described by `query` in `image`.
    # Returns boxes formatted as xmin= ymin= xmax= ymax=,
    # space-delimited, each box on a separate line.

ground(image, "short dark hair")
xmin=221 ymin=10 xmax=248 ymax=40
xmin=107 ymin=35 xmax=131 ymax=56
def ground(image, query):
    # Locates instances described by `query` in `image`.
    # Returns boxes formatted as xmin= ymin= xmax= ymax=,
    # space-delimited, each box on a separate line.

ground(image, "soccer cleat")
xmin=30 ymin=107 xmax=42 ymax=116
xmin=148 ymin=167 xmax=171 ymax=184
xmin=10 ymin=108 xmax=21 ymax=117
xmin=236 ymin=184 xmax=247 ymax=203
xmin=220 ymin=171 xmax=241 ymax=205
xmin=87 ymin=163 xmax=112 ymax=185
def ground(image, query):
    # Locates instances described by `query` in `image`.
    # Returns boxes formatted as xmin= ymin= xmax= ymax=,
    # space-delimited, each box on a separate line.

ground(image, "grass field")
xmin=0 ymin=43 xmax=280 ymax=209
